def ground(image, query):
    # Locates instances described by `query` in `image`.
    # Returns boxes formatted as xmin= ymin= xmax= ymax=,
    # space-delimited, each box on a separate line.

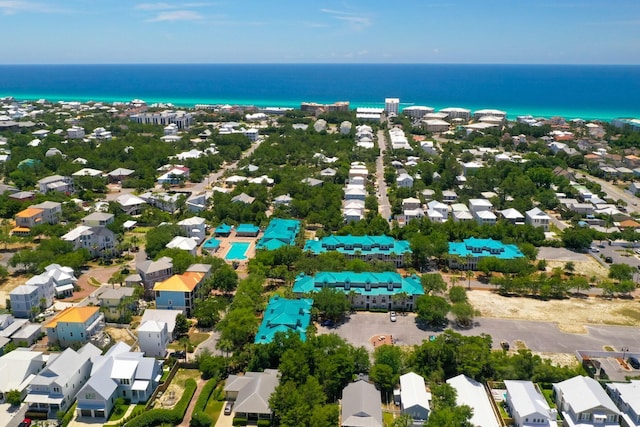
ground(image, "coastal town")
xmin=1 ymin=95 xmax=640 ymax=427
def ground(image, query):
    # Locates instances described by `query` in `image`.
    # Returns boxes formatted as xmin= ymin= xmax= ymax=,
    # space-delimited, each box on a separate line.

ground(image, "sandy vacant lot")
xmin=468 ymin=290 xmax=640 ymax=333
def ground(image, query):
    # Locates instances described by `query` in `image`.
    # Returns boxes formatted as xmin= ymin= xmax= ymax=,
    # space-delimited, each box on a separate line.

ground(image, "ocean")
xmin=0 ymin=64 xmax=638 ymax=120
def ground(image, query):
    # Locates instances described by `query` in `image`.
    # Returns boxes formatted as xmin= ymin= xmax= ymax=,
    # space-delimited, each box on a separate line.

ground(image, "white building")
xmin=446 ymin=374 xmax=500 ymax=427
xmin=0 ymin=349 xmax=46 ymax=402
xmin=25 ymin=343 xmax=101 ymax=418
xmin=137 ymin=320 xmax=170 ymax=358
xmin=553 ymin=376 xmax=620 ymax=427
xmin=62 ymin=225 xmax=117 ymax=257
xmin=10 ymin=285 xmax=43 ymax=319
xmin=385 ymin=98 xmax=400 ymax=116
xmin=440 ymin=107 xmax=471 ymax=121
xmin=525 ymin=207 xmax=551 ymax=231
xmin=606 ymin=380 xmax=640 ymax=427
xmin=67 ymin=126 xmax=85 ymax=139
xmin=399 ymin=372 xmax=431 ymax=425
xmin=177 ymin=216 xmax=207 ymax=244
xmin=404 ymin=106 xmax=434 ymax=119
xmin=504 ymin=380 xmax=557 ymax=427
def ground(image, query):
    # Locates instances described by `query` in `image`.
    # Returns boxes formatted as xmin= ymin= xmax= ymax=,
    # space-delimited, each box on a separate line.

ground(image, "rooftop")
xmin=45 ymin=306 xmax=99 ymax=328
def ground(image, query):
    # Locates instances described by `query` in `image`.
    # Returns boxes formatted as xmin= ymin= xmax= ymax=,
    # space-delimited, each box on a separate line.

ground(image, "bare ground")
xmin=468 ymin=290 xmax=640 ymax=333
xmin=105 ymin=326 xmax=136 ymax=346
xmin=545 ymin=259 xmax=609 ymax=280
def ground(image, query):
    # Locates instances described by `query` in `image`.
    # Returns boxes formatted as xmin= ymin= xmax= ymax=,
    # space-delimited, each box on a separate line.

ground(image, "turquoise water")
xmin=225 ymin=242 xmax=250 ymax=261
xmin=1 ymin=64 xmax=639 ymax=120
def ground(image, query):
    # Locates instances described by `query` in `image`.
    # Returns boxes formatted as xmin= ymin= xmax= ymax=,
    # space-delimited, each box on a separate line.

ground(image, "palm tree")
xmin=465 ymin=270 xmax=474 ymax=290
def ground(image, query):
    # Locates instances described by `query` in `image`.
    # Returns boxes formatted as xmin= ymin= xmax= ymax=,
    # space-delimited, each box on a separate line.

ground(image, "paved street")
xmin=375 ymin=129 xmax=391 ymax=220
xmin=319 ymin=311 xmax=640 ymax=353
xmin=571 ymin=169 xmax=640 ymax=215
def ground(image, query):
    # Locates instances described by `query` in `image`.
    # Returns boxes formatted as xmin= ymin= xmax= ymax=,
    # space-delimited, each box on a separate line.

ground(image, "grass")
xmin=132 ymin=227 xmax=153 ymax=233
xmin=189 ymin=332 xmax=210 ymax=347
xmin=514 ymin=340 xmax=528 ymax=351
xmin=382 ymin=411 xmax=395 ymax=426
xmin=541 ymin=388 xmax=556 ymax=407
xmin=174 ymin=369 xmax=200 ymax=386
xmin=616 ymin=307 xmax=640 ymax=323
xmin=498 ymin=402 xmax=509 ymax=418
xmin=107 ymin=402 xmax=130 ymax=422
xmin=89 ymin=277 xmax=102 ymax=286
xmin=205 ymin=397 xmax=224 ymax=421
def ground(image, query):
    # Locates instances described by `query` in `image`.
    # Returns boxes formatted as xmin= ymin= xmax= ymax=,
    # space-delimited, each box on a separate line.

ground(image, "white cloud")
xmin=0 ymin=0 xmax=69 ymax=14
xmin=146 ymin=10 xmax=204 ymax=22
xmin=320 ymin=8 xmax=371 ymax=30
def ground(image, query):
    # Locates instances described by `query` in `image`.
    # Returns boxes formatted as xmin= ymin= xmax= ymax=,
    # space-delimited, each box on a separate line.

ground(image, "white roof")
xmin=554 ymin=376 xmax=619 ymax=414
xmin=469 ymin=198 xmax=493 ymax=207
xmin=399 ymin=372 xmax=431 ymax=413
xmin=116 ymin=193 xmax=146 ymax=207
xmin=501 ymin=208 xmax=524 ymax=219
xmin=447 ymin=374 xmax=500 ymax=427
xmin=0 ymin=349 xmax=44 ymax=392
xmin=138 ymin=320 xmax=167 ymax=333
xmin=526 ymin=207 xmax=550 ymax=218
xmin=607 ymin=380 xmax=640 ymax=421
xmin=476 ymin=211 xmax=497 ymax=219
xmin=166 ymin=236 xmax=197 ymax=251
xmin=504 ymin=380 xmax=551 ymax=419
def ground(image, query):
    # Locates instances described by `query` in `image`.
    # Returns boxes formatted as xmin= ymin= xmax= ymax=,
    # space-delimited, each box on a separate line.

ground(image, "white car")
xmin=390 ymin=311 xmax=397 ymax=322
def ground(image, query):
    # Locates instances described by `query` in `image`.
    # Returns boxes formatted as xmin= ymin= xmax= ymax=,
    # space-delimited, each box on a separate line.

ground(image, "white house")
xmin=447 ymin=374 xmax=500 ymax=427
xmin=475 ymin=210 xmax=497 ymax=226
xmin=224 ymin=369 xmax=280 ymax=421
xmin=115 ymin=193 xmax=147 ymax=215
xmin=427 ymin=200 xmax=449 ymax=220
xmin=61 ymin=225 xmax=117 ymax=257
xmin=9 ymin=285 xmax=41 ymax=319
xmin=396 ymin=172 xmax=414 ymax=188
xmin=526 ymin=207 xmax=551 ymax=231
xmin=504 ymin=380 xmax=557 ymax=427
xmin=469 ymin=198 xmax=493 ymax=215
xmin=442 ymin=190 xmax=458 ymax=203
xmin=25 ymin=343 xmax=101 ymax=418
xmin=137 ymin=320 xmax=170 ymax=358
xmin=500 ymin=208 xmax=525 ymax=225
xmin=76 ymin=342 xmax=162 ymax=420
xmin=606 ymin=380 xmax=640 ymax=427
xmin=554 ymin=376 xmax=620 ymax=427
xmin=0 ymin=349 xmax=46 ymax=402
xmin=399 ymin=372 xmax=431 ymax=425
xmin=341 ymin=380 xmax=382 ymax=427
xmin=38 ymin=175 xmax=73 ymax=194
xmin=177 ymin=216 xmax=207 ymax=244
xmin=165 ymin=236 xmax=198 ymax=256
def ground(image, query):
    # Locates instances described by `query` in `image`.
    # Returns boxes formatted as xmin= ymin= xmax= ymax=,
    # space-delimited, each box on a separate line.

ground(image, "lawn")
xmin=205 ymin=397 xmax=224 ymax=421
xmin=383 ymin=411 xmax=395 ymax=426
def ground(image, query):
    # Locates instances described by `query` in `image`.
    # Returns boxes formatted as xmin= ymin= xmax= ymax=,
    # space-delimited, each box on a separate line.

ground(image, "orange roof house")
xmin=153 ymin=272 xmax=205 ymax=316
xmin=45 ymin=306 xmax=104 ymax=347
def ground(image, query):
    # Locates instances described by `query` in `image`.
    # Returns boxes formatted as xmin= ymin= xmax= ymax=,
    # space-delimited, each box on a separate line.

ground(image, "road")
xmin=570 ymin=169 xmax=640 ymax=214
xmin=320 ymin=311 xmax=640 ymax=354
xmin=375 ymin=130 xmax=391 ymax=220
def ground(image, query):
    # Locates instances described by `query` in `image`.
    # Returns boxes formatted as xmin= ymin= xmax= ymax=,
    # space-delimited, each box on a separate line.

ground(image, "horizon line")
xmin=0 ymin=62 xmax=639 ymax=67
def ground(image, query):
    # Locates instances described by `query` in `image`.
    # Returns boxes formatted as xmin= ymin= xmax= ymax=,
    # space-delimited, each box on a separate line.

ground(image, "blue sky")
xmin=0 ymin=0 xmax=638 ymax=64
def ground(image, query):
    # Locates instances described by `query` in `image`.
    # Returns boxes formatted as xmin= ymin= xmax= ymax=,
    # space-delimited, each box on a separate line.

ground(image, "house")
xmin=133 ymin=257 xmax=173 ymax=296
xmin=554 ymin=376 xmax=620 ymax=427
xmin=165 ymin=236 xmax=198 ymax=256
xmin=224 ymin=369 xmax=280 ymax=421
xmin=475 ymin=210 xmax=497 ymax=226
xmin=446 ymin=374 xmax=500 ymax=427
xmin=504 ymin=380 xmax=557 ymax=427
xmin=25 ymin=343 xmax=101 ymax=418
xmin=61 ymin=225 xmax=117 ymax=257
xmin=12 ymin=207 xmax=43 ymax=235
xmin=137 ymin=320 xmax=170 ymax=358
xmin=403 ymin=197 xmax=421 ymax=211
xmin=153 ymin=272 xmax=205 ymax=316
xmin=345 ymin=186 xmax=367 ymax=201
xmin=304 ymin=235 xmax=412 ymax=267
xmin=442 ymin=190 xmax=458 ymax=203
xmin=115 ymin=193 xmax=147 ymax=215
xmin=98 ymin=287 xmax=136 ymax=322
xmin=231 ymin=192 xmax=255 ymax=204
xmin=423 ymin=119 xmax=450 ymax=133
xmin=44 ymin=306 xmax=105 ymax=347
xmin=255 ymin=218 xmax=301 ymax=251
xmin=81 ymin=212 xmax=114 ymax=228
xmin=469 ymin=198 xmax=493 ymax=215
xmin=0 ymin=349 xmax=46 ymax=403
xmin=140 ymin=309 xmax=180 ymax=339
xmin=399 ymin=372 xmax=431 ymax=425
xmin=30 ymin=201 xmax=62 ymax=224
xmin=10 ymin=285 xmax=42 ymax=319
xmin=606 ymin=380 xmax=640 ymax=427
xmin=273 ymin=194 xmax=293 ymax=207
xmin=107 ymin=167 xmax=135 ymax=183
xmin=526 ymin=207 xmax=551 ymax=231
xmin=25 ymin=263 xmax=75 ymax=300
xmin=255 ymin=296 xmax=313 ymax=344
xmin=500 ymin=208 xmax=525 ymax=225
xmin=75 ymin=342 xmax=161 ymax=420
xmin=293 ymin=271 xmax=423 ymax=311
xmin=341 ymin=380 xmax=383 ymax=427
xmin=38 ymin=175 xmax=73 ymax=194
xmin=427 ymin=200 xmax=449 ymax=220
xmin=178 ymin=217 xmax=208 ymax=242
xmin=397 ymin=172 xmax=414 ymax=188
xmin=448 ymin=237 xmax=525 ymax=270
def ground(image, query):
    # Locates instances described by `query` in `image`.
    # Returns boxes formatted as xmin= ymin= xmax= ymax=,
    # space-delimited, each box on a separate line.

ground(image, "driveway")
xmin=1 ymin=403 xmax=26 ymax=427
xmin=319 ymin=311 xmax=640 ymax=353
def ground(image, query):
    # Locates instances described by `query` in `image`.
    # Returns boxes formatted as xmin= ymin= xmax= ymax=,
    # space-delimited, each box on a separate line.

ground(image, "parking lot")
xmin=318 ymin=312 xmax=640 ymax=354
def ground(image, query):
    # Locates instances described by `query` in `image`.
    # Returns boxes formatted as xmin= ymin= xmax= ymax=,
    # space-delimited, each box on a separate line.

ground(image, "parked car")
xmin=628 ymin=356 xmax=640 ymax=369
xmin=605 ymin=256 xmax=613 ymax=263
xmin=18 ymin=419 xmax=32 ymax=427
xmin=224 ymin=401 xmax=234 ymax=415
xmin=170 ymin=350 xmax=186 ymax=359
xmin=590 ymin=247 xmax=599 ymax=253
xmin=320 ymin=319 xmax=334 ymax=327
xmin=390 ymin=311 xmax=397 ymax=322
xmin=500 ymin=341 xmax=510 ymax=351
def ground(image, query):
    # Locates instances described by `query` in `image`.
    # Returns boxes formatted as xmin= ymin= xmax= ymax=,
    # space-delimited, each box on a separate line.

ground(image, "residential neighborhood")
xmin=0 ymin=96 xmax=640 ymax=427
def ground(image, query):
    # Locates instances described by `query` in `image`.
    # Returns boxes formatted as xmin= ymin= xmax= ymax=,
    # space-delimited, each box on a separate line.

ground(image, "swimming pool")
xmin=225 ymin=242 xmax=250 ymax=260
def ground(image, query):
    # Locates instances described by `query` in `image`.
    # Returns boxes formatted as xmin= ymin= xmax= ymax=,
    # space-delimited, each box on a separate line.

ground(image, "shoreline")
xmin=2 ymin=93 xmax=635 ymax=122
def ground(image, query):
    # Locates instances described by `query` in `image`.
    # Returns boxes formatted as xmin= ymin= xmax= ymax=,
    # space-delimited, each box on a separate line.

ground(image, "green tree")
xmin=5 ymin=389 xmax=22 ymax=406
xmin=175 ymin=313 xmax=190 ymax=336
xmin=561 ymin=227 xmax=593 ymax=251
xmin=312 ymin=287 xmax=351 ymax=321
xmin=415 ymin=295 xmax=450 ymax=326
xmin=193 ymin=298 xmax=222 ymax=328
xmin=448 ymin=286 xmax=467 ymax=303
xmin=608 ymin=263 xmax=634 ymax=282
xmin=421 ymin=273 xmax=447 ymax=295
xmin=369 ymin=364 xmax=396 ymax=403
xmin=451 ymin=302 xmax=477 ymax=327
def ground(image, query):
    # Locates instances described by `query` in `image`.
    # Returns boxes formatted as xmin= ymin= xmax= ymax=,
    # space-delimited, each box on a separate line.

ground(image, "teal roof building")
xmin=236 ymin=223 xmax=260 ymax=236
xmin=293 ymin=271 xmax=423 ymax=311
xmin=255 ymin=296 xmax=313 ymax=344
xmin=214 ymin=223 xmax=232 ymax=236
xmin=256 ymin=218 xmax=301 ymax=251
xmin=448 ymin=237 xmax=525 ymax=270
xmin=304 ymin=235 xmax=412 ymax=267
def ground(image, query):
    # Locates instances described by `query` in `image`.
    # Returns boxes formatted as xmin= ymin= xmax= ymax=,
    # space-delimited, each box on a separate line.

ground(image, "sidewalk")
xmin=177 ymin=377 xmax=207 ymax=427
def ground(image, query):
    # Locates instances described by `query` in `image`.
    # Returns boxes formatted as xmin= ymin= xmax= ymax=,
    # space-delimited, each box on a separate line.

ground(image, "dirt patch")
xmin=371 ymin=334 xmax=395 ymax=348
xmin=106 ymin=326 xmax=136 ymax=346
xmin=532 ymin=352 xmax=580 ymax=368
xmin=545 ymin=259 xmax=609 ymax=280
xmin=468 ymin=290 xmax=640 ymax=329
xmin=0 ymin=274 xmax=28 ymax=308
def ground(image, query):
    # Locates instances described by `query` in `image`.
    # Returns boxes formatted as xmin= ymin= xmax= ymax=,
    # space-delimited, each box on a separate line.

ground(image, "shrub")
xmin=190 ymin=411 xmax=213 ymax=427
xmin=125 ymin=378 xmax=197 ymax=427
xmin=232 ymin=417 xmax=248 ymax=426
xmin=257 ymin=420 xmax=271 ymax=427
